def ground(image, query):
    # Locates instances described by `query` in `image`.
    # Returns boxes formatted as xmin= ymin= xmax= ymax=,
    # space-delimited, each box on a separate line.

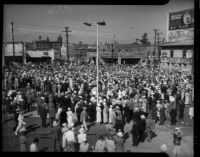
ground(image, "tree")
xmin=140 ymin=33 xmax=150 ymax=45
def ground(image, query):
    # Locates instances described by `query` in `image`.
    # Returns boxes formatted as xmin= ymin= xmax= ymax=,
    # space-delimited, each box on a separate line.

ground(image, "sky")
xmin=3 ymin=0 xmax=194 ymax=44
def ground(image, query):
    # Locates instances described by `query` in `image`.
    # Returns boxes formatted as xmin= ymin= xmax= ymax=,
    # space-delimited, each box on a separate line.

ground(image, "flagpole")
xmin=96 ymin=23 xmax=99 ymax=106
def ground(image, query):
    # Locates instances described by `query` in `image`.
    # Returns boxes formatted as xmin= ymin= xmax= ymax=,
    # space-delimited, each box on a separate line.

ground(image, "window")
xmin=183 ymin=50 xmax=186 ymax=58
xmin=170 ymin=50 xmax=174 ymax=58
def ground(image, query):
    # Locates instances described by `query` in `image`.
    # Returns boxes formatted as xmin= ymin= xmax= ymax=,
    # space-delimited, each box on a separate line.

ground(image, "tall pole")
xmin=63 ymin=27 xmax=71 ymax=62
xmin=111 ymin=43 xmax=114 ymax=64
xmin=153 ymin=29 xmax=158 ymax=68
xmin=11 ymin=22 xmax=15 ymax=63
xmin=96 ymin=23 xmax=99 ymax=106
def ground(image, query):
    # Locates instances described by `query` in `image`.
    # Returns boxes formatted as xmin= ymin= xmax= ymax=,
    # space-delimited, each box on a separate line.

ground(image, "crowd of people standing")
xmin=2 ymin=62 xmax=194 ymax=152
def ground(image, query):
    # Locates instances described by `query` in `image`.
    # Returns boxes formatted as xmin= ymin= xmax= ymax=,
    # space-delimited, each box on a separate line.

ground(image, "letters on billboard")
xmin=168 ymin=9 xmax=194 ymax=31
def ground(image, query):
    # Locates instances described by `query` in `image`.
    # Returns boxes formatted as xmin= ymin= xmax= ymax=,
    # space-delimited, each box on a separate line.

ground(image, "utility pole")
xmin=11 ymin=22 xmax=15 ymax=63
xmin=153 ymin=28 xmax=158 ymax=68
xmin=63 ymin=27 xmax=71 ymax=62
xmin=157 ymin=31 xmax=161 ymax=67
xmin=111 ymin=43 xmax=114 ymax=64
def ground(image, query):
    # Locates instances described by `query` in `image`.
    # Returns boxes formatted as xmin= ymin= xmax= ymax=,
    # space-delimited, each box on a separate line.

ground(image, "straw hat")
xmin=53 ymin=121 xmax=58 ymax=127
xmin=79 ymin=128 xmax=85 ymax=133
xmin=134 ymin=107 xmax=139 ymax=111
xmin=117 ymin=130 xmax=123 ymax=137
xmin=160 ymin=144 xmax=168 ymax=152
xmin=140 ymin=115 xmax=146 ymax=119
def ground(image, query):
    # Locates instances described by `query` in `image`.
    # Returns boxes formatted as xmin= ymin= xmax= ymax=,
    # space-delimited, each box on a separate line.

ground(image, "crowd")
xmin=2 ymin=62 xmax=194 ymax=153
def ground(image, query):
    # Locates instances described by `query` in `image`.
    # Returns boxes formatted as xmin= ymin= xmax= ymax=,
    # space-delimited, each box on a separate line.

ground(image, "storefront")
xmin=26 ymin=50 xmax=55 ymax=64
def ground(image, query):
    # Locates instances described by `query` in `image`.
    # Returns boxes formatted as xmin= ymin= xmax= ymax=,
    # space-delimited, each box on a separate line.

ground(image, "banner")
xmin=168 ymin=9 xmax=194 ymax=31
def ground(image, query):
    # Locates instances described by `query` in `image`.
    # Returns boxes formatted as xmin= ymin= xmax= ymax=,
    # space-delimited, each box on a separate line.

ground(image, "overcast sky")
xmin=3 ymin=0 xmax=194 ymax=44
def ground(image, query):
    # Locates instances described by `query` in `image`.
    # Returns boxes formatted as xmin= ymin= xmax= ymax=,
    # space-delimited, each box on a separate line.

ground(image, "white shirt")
xmin=79 ymin=142 xmax=89 ymax=152
xmin=77 ymin=133 xmax=87 ymax=144
xmin=30 ymin=143 xmax=38 ymax=152
xmin=64 ymin=130 xmax=75 ymax=142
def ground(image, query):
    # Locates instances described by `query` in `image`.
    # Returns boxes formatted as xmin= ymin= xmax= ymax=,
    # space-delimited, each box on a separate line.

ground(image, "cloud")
xmin=18 ymin=27 xmax=59 ymax=34
xmin=71 ymin=29 xmax=113 ymax=38
xmin=46 ymin=5 xmax=73 ymax=15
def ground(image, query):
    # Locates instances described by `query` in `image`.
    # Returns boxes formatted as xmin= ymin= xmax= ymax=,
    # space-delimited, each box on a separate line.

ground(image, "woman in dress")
xmin=103 ymin=99 xmax=108 ymax=124
xmin=15 ymin=111 xmax=26 ymax=135
xmin=96 ymin=104 xmax=102 ymax=125
xmin=67 ymin=107 xmax=74 ymax=127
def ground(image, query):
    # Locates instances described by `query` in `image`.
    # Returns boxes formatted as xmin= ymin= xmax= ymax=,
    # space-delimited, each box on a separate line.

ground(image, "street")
xmin=2 ymin=106 xmax=193 ymax=155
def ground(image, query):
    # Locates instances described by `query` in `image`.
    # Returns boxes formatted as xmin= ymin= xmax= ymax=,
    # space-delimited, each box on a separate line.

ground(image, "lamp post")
xmin=83 ymin=19 xmax=106 ymax=107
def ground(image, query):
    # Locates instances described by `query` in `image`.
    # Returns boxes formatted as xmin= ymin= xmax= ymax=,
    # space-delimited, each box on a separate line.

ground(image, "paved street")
xmin=2 ymin=106 xmax=193 ymax=155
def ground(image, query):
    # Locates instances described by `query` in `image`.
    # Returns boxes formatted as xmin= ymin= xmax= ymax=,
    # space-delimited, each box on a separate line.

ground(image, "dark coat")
xmin=40 ymin=106 xmax=47 ymax=119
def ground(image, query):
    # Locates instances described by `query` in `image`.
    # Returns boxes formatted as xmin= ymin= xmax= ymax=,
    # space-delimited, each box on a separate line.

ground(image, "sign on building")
xmin=167 ymin=9 xmax=194 ymax=42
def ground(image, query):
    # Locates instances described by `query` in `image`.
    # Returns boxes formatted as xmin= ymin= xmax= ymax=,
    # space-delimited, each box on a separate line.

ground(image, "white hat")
xmin=160 ymin=144 xmax=168 ymax=152
xmin=62 ymin=123 xmax=67 ymax=127
xmin=79 ymin=128 xmax=85 ymax=133
xmin=140 ymin=115 xmax=145 ymax=119
xmin=117 ymin=130 xmax=123 ymax=137
xmin=53 ymin=121 xmax=58 ymax=127
xmin=134 ymin=107 xmax=139 ymax=111
xmin=142 ymin=95 xmax=146 ymax=99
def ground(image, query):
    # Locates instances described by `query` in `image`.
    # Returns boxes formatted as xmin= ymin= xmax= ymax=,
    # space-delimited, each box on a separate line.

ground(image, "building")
xmin=26 ymin=35 xmax=62 ymax=51
xmin=26 ymin=49 xmax=56 ymax=64
xmin=86 ymin=43 xmax=158 ymax=65
xmin=2 ymin=42 xmax=26 ymax=65
xmin=159 ymin=8 xmax=194 ymax=72
xmin=61 ymin=43 xmax=88 ymax=63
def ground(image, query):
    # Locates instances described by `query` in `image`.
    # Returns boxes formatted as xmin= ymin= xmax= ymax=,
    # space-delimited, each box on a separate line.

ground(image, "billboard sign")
xmin=168 ymin=29 xmax=194 ymax=42
xmin=168 ymin=9 xmax=194 ymax=31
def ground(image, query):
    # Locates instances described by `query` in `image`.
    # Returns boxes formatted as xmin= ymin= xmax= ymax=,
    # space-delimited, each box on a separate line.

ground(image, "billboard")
xmin=168 ymin=29 xmax=194 ymax=42
xmin=168 ymin=9 xmax=194 ymax=31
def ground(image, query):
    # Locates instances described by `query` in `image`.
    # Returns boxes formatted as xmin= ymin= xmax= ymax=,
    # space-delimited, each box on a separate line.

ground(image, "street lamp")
xmin=83 ymin=19 xmax=106 ymax=107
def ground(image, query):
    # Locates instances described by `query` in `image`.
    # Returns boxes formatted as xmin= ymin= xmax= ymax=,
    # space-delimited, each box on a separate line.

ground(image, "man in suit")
xmin=40 ymin=103 xmax=48 ymax=128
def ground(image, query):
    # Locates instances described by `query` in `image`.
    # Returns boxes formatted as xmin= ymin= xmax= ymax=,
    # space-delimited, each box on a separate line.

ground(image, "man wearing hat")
xmin=77 ymin=127 xmax=87 ymax=151
xmin=113 ymin=130 xmax=125 ymax=152
xmin=114 ymin=105 xmax=123 ymax=132
xmin=146 ymin=114 xmax=155 ymax=142
xmin=52 ymin=121 xmax=62 ymax=152
xmin=131 ymin=121 xmax=140 ymax=146
xmin=105 ymin=135 xmax=116 ymax=152
xmin=172 ymin=128 xmax=183 ymax=157
xmin=138 ymin=115 xmax=146 ymax=142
